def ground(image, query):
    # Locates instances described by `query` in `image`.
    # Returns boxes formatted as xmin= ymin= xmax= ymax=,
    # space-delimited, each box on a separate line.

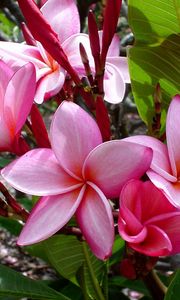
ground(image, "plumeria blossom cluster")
xmin=0 ymin=0 xmax=129 ymax=104
xmin=0 ymin=0 xmax=180 ymax=269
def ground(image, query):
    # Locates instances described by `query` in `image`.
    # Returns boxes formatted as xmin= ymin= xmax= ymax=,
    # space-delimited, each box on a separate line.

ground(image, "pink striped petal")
xmin=62 ymin=33 xmax=93 ymax=72
xmin=83 ymin=141 xmax=152 ymax=198
xmin=104 ymin=62 xmax=126 ymax=104
xmin=4 ymin=63 xmax=36 ymax=135
xmin=1 ymin=149 xmax=82 ymax=196
xmin=147 ymin=170 xmax=180 ymax=208
xmin=152 ymin=213 xmax=180 ymax=255
xmin=0 ymin=61 xmax=14 ymax=149
xmin=166 ymin=95 xmax=180 ymax=177
xmin=119 ymin=180 xmax=146 ymax=231
xmin=122 ymin=180 xmax=177 ymax=222
xmin=41 ymin=0 xmax=80 ymax=43
xmin=35 ymin=66 xmax=65 ymax=103
xmin=129 ymin=225 xmax=172 ymax=257
xmin=50 ymin=101 xmax=102 ymax=179
xmin=76 ymin=182 xmax=114 ymax=260
xmin=124 ymin=135 xmax=176 ymax=182
xmin=107 ymin=56 xmax=130 ymax=83
xmin=0 ymin=60 xmax=13 ymax=107
xmin=18 ymin=186 xmax=85 ymax=246
xmin=119 ymin=220 xmax=147 ymax=244
xmin=98 ymin=31 xmax=120 ymax=57
xmin=0 ymin=42 xmax=47 ymax=70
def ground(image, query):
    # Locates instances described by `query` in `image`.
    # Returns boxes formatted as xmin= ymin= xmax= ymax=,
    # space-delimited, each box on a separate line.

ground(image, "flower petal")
xmin=122 ymin=180 xmax=177 ymax=222
xmin=83 ymin=140 xmax=152 ymax=198
xmin=1 ymin=149 xmax=82 ymax=196
xmin=50 ymin=101 xmax=102 ymax=179
xmin=119 ymin=180 xmax=146 ymax=232
xmin=0 ymin=121 xmax=11 ymax=150
xmin=129 ymin=225 xmax=172 ymax=257
xmin=62 ymin=33 xmax=93 ymax=73
xmin=76 ymin=182 xmax=114 ymax=260
xmin=0 ymin=60 xmax=13 ymax=106
xmin=147 ymin=170 xmax=180 ymax=208
xmin=119 ymin=220 xmax=147 ymax=244
xmin=107 ymin=56 xmax=130 ymax=83
xmin=35 ymin=66 xmax=65 ymax=104
xmin=18 ymin=185 xmax=85 ymax=246
xmin=166 ymin=95 xmax=180 ymax=177
xmin=152 ymin=213 xmax=180 ymax=255
xmin=0 ymin=42 xmax=47 ymax=70
xmin=124 ymin=135 xmax=176 ymax=182
xmin=103 ymin=62 xmax=126 ymax=104
xmin=41 ymin=0 xmax=80 ymax=43
xmin=98 ymin=31 xmax=120 ymax=57
xmin=4 ymin=63 xmax=36 ymax=134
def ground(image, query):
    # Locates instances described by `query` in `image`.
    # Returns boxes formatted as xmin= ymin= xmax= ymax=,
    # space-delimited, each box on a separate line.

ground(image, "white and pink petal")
xmin=50 ymin=101 xmax=102 ymax=179
xmin=4 ymin=63 xmax=36 ymax=134
xmin=83 ymin=140 xmax=152 ymax=198
xmin=18 ymin=185 xmax=85 ymax=245
xmin=166 ymin=95 xmax=180 ymax=177
xmin=124 ymin=135 xmax=175 ymax=182
xmin=147 ymin=170 xmax=180 ymax=208
xmin=35 ymin=66 xmax=65 ymax=104
xmin=104 ymin=62 xmax=126 ymax=104
xmin=1 ymin=149 xmax=83 ymax=196
xmin=106 ymin=56 xmax=130 ymax=83
xmin=76 ymin=182 xmax=114 ymax=260
xmin=41 ymin=0 xmax=80 ymax=43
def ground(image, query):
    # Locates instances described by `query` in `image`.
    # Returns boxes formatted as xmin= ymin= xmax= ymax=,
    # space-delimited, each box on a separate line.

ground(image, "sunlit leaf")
xmin=128 ymin=0 xmax=180 ymax=130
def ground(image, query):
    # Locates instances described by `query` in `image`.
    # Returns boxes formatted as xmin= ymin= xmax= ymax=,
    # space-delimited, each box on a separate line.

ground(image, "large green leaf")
xmin=0 ymin=264 xmax=70 ymax=300
xmin=165 ymin=270 xmax=180 ymax=300
xmin=80 ymin=242 xmax=106 ymax=300
xmin=128 ymin=0 xmax=180 ymax=129
xmin=44 ymin=235 xmax=106 ymax=300
xmin=44 ymin=235 xmax=84 ymax=283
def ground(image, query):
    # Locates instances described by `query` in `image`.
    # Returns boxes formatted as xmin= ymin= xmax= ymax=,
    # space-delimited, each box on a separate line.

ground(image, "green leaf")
xmin=109 ymin=276 xmax=150 ymax=297
xmin=60 ymin=282 xmax=84 ymax=300
xmin=0 ymin=264 xmax=70 ymax=300
xmin=109 ymin=236 xmax=125 ymax=266
xmin=17 ymin=197 xmax=33 ymax=211
xmin=0 ymin=297 xmax=19 ymax=300
xmin=24 ymin=241 xmax=50 ymax=262
xmin=128 ymin=0 xmax=180 ymax=129
xmin=0 ymin=12 xmax=15 ymax=37
xmin=44 ymin=235 xmax=106 ymax=300
xmin=0 ymin=217 xmax=22 ymax=236
xmin=0 ymin=157 xmax=12 ymax=168
xmin=81 ymin=242 xmax=106 ymax=300
xmin=44 ymin=235 xmax=84 ymax=283
xmin=165 ymin=270 xmax=180 ymax=300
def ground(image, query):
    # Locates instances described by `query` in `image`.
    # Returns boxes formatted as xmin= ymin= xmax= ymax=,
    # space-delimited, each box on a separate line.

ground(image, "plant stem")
xmin=142 ymin=270 xmax=167 ymax=300
xmin=82 ymin=242 xmax=105 ymax=300
xmin=0 ymin=181 xmax=29 ymax=221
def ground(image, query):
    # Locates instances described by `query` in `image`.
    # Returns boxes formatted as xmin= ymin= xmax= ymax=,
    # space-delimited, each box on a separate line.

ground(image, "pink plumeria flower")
xmin=41 ymin=0 xmax=130 ymax=103
xmin=0 ymin=41 xmax=66 ymax=104
xmin=2 ymin=102 xmax=152 ymax=260
xmin=118 ymin=179 xmax=180 ymax=256
xmin=123 ymin=95 xmax=180 ymax=208
xmin=0 ymin=60 xmax=36 ymax=154
xmin=0 ymin=0 xmax=129 ymax=104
